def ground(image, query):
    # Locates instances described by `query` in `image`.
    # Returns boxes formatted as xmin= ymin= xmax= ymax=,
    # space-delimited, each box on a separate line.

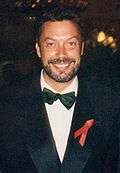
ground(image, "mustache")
xmin=48 ymin=58 xmax=76 ymax=64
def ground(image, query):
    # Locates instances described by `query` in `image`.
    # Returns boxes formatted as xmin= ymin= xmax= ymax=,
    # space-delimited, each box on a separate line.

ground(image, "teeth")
xmin=56 ymin=64 xmax=68 ymax=68
xmin=54 ymin=64 xmax=69 ymax=68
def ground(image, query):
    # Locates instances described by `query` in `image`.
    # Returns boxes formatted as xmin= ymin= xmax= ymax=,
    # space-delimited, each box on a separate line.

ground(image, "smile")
xmin=51 ymin=61 xmax=75 ymax=72
xmin=53 ymin=63 xmax=69 ymax=69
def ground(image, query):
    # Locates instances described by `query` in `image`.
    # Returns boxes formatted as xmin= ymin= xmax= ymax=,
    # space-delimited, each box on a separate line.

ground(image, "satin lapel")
xmin=62 ymin=79 xmax=97 ymax=173
xmin=24 ymin=74 xmax=61 ymax=173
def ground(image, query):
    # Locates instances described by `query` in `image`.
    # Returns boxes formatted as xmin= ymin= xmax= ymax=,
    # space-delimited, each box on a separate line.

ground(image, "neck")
xmin=43 ymin=72 xmax=74 ymax=92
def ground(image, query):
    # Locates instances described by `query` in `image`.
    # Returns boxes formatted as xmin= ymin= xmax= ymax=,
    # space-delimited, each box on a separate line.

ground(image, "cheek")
xmin=67 ymin=48 xmax=81 ymax=58
xmin=41 ymin=48 xmax=57 ymax=59
xmin=40 ymin=51 xmax=53 ymax=65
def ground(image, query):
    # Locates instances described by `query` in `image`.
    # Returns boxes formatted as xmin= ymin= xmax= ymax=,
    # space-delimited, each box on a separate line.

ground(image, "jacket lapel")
xmin=61 ymin=78 xmax=97 ymax=173
xmin=23 ymin=74 xmax=61 ymax=173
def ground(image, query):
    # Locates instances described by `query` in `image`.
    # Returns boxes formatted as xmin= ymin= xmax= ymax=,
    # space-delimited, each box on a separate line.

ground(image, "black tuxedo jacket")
xmin=0 ymin=71 xmax=119 ymax=173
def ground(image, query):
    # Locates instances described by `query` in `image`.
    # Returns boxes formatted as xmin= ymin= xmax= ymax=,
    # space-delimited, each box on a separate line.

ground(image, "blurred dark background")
xmin=0 ymin=0 xmax=120 ymax=87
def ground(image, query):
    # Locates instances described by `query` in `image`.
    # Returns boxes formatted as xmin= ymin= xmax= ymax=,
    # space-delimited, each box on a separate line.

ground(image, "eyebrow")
xmin=44 ymin=37 xmax=56 ymax=42
xmin=67 ymin=36 xmax=81 ymax=41
xmin=43 ymin=35 xmax=81 ymax=42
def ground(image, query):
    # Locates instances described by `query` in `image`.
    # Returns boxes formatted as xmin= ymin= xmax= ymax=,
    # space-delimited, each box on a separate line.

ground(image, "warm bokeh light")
xmin=107 ymin=36 xmax=114 ymax=44
xmin=48 ymin=0 xmax=53 ymax=3
xmin=110 ymin=42 xmax=117 ymax=49
xmin=97 ymin=31 xmax=106 ymax=42
xmin=32 ymin=4 xmax=36 ymax=8
xmin=96 ymin=31 xmax=117 ymax=50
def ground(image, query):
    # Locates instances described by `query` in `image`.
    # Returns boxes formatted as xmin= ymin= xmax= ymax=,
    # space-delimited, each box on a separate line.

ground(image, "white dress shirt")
xmin=40 ymin=71 xmax=78 ymax=162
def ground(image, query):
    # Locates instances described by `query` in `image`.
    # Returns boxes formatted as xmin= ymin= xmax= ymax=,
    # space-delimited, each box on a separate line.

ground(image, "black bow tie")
xmin=42 ymin=88 xmax=76 ymax=110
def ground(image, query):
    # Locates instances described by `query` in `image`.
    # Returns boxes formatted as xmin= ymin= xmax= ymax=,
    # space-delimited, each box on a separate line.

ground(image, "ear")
xmin=35 ymin=43 xmax=41 ymax=58
xmin=81 ymin=42 xmax=85 ymax=55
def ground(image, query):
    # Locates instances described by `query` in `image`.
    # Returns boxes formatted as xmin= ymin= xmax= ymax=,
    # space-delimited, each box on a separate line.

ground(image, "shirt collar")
xmin=40 ymin=70 xmax=78 ymax=96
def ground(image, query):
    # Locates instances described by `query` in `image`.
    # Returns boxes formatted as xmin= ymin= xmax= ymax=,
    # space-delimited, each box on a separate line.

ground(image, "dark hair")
xmin=34 ymin=4 xmax=85 ymax=42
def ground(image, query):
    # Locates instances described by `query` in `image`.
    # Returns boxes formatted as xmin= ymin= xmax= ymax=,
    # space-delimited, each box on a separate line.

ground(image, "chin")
xmin=43 ymin=64 xmax=79 ymax=82
xmin=48 ymin=71 xmax=77 ymax=83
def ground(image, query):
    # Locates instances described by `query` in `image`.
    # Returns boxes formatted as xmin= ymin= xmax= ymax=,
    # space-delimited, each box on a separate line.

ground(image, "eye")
xmin=45 ymin=41 xmax=56 ymax=49
xmin=68 ymin=41 xmax=77 ymax=46
xmin=65 ymin=39 xmax=79 ymax=49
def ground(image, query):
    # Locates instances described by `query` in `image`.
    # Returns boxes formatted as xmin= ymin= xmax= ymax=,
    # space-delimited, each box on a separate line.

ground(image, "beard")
xmin=41 ymin=57 xmax=80 ymax=83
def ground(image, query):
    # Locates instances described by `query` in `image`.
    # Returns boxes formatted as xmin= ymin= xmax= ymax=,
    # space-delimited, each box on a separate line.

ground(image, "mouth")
xmin=53 ymin=62 xmax=70 ymax=69
xmin=49 ymin=58 xmax=75 ymax=67
xmin=50 ymin=61 xmax=75 ymax=74
xmin=48 ymin=58 xmax=75 ymax=64
xmin=47 ymin=58 xmax=76 ymax=75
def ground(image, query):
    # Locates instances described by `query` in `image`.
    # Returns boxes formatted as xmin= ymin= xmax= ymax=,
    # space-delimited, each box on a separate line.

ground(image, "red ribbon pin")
xmin=74 ymin=119 xmax=95 ymax=147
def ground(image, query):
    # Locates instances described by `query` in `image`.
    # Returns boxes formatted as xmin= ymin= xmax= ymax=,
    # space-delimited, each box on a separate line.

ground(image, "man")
xmin=0 ymin=4 xmax=119 ymax=173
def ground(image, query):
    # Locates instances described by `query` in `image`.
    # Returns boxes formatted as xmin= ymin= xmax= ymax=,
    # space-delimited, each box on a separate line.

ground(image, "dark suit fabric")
xmin=0 ymin=71 xmax=119 ymax=173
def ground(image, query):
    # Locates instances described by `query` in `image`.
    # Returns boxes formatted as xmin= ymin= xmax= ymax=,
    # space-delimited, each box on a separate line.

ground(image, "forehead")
xmin=40 ymin=20 xmax=81 ymax=40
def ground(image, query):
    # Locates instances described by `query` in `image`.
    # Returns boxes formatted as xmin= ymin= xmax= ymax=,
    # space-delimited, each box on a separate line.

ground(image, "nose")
xmin=56 ymin=43 xmax=66 ymax=58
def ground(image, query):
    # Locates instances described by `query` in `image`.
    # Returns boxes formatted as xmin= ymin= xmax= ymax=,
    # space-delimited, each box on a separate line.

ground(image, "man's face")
xmin=36 ymin=20 xmax=84 ymax=83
